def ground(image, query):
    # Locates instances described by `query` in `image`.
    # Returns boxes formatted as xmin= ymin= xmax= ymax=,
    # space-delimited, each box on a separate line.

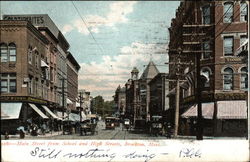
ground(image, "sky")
xmin=1 ymin=1 xmax=180 ymax=100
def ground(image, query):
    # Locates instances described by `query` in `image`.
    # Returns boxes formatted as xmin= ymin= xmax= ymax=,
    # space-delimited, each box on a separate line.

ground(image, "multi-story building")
xmin=148 ymin=73 xmax=169 ymax=118
xmin=0 ymin=20 xmax=51 ymax=133
xmin=168 ymin=1 xmax=248 ymax=136
xmin=125 ymin=67 xmax=139 ymax=124
xmin=66 ymin=52 xmax=80 ymax=111
xmin=138 ymin=61 xmax=159 ymax=121
xmin=0 ymin=14 xmax=81 ymax=133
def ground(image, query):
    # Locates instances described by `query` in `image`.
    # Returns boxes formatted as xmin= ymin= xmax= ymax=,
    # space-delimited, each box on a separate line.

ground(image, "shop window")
xmin=223 ymin=67 xmax=234 ymax=90
xmin=224 ymin=36 xmax=234 ymax=56
xmin=0 ymin=73 xmax=16 ymax=93
xmin=240 ymin=2 xmax=248 ymax=22
xmin=240 ymin=67 xmax=248 ymax=90
xmin=224 ymin=2 xmax=233 ymax=23
xmin=202 ymin=5 xmax=210 ymax=24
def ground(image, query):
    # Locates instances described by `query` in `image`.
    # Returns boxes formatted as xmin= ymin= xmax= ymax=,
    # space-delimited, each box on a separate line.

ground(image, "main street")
xmin=5 ymin=121 xmax=167 ymax=140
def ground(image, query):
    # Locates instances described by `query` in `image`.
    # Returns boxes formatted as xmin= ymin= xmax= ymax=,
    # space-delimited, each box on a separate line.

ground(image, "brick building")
xmin=125 ymin=67 xmax=140 ymax=124
xmin=66 ymin=52 xmax=80 ymax=111
xmin=148 ymin=73 xmax=169 ymax=118
xmin=168 ymin=1 xmax=248 ymax=137
xmin=139 ymin=61 xmax=159 ymax=121
xmin=0 ymin=15 xmax=81 ymax=133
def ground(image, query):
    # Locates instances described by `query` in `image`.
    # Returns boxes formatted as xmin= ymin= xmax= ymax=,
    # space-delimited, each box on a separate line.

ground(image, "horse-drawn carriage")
xmin=80 ymin=114 xmax=98 ymax=136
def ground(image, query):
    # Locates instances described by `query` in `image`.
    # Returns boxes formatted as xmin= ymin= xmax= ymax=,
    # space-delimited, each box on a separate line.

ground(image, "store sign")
xmin=225 ymin=57 xmax=242 ymax=63
xmin=3 ymin=15 xmax=45 ymax=25
xmin=0 ymin=96 xmax=47 ymax=104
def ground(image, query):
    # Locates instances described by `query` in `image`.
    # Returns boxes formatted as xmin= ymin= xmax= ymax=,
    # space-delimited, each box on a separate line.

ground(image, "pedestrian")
xmin=41 ymin=122 xmax=46 ymax=135
xmin=4 ymin=131 xmax=9 ymax=140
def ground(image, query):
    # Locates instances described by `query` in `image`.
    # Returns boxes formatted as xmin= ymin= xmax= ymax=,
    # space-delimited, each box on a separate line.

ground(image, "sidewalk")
xmin=1 ymin=131 xmax=63 ymax=139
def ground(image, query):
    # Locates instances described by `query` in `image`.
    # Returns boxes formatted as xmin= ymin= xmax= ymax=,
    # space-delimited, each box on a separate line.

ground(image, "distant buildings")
xmin=114 ymin=85 xmax=126 ymax=118
xmin=120 ymin=61 xmax=170 ymax=125
xmin=0 ymin=15 xmax=81 ymax=130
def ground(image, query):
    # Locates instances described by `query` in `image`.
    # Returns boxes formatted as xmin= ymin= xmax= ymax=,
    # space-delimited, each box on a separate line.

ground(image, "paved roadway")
xmin=5 ymin=120 xmax=167 ymax=140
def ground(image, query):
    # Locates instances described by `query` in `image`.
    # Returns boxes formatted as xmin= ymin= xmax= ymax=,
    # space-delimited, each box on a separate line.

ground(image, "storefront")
xmin=180 ymin=100 xmax=247 ymax=137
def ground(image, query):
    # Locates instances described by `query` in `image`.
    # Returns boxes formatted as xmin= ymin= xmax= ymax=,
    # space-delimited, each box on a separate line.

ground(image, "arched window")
xmin=224 ymin=2 xmax=234 ymax=23
xmin=9 ymin=43 xmax=16 ymax=62
xmin=0 ymin=43 xmax=8 ymax=62
xmin=223 ymin=67 xmax=234 ymax=90
xmin=201 ymin=68 xmax=211 ymax=87
xmin=240 ymin=67 xmax=248 ymax=90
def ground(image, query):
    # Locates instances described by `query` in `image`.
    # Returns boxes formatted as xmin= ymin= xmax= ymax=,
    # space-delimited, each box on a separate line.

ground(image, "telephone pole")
xmin=166 ymin=48 xmax=193 ymax=138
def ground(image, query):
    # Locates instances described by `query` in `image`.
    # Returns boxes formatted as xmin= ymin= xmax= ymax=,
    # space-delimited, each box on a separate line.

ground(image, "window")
xmin=35 ymin=51 xmax=39 ymax=68
xmin=9 ymin=43 xmax=16 ymax=62
xmin=224 ymin=2 xmax=233 ymax=23
xmin=28 ymin=46 xmax=33 ymax=64
xmin=240 ymin=2 xmax=248 ymax=22
xmin=202 ymin=40 xmax=211 ymax=59
xmin=240 ymin=35 xmax=247 ymax=45
xmin=240 ymin=67 xmax=248 ymax=90
xmin=223 ymin=67 xmax=234 ymax=90
xmin=201 ymin=68 xmax=211 ymax=87
xmin=224 ymin=36 xmax=234 ymax=56
xmin=29 ymin=77 xmax=33 ymax=94
xmin=0 ymin=73 xmax=16 ymax=93
xmin=0 ymin=43 xmax=8 ymax=62
xmin=202 ymin=5 xmax=210 ymax=24
xmin=0 ymin=43 xmax=17 ymax=62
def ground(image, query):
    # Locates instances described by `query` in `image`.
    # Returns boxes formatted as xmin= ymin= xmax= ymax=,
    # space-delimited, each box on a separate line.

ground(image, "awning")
xmin=1 ymin=103 xmax=22 ymax=119
xmin=67 ymin=113 xmax=80 ymax=122
xmin=87 ymin=114 xmax=97 ymax=119
xmin=41 ymin=105 xmax=61 ymax=120
xmin=81 ymin=111 xmax=87 ymax=121
xmin=28 ymin=103 xmax=49 ymax=119
xmin=41 ymin=60 xmax=49 ymax=68
xmin=67 ymin=98 xmax=73 ymax=104
xmin=181 ymin=102 xmax=214 ymax=119
xmin=56 ymin=111 xmax=66 ymax=120
xmin=217 ymin=101 xmax=247 ymax=119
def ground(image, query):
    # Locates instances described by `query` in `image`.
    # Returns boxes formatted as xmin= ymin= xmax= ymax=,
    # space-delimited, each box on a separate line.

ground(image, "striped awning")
xmin=217 ymin=101 xmax=247 ymax=119
xmin=28 ymin=103 xmax=49 ymax=119
xmin=181 ymin=102 xmax=214 ymax=119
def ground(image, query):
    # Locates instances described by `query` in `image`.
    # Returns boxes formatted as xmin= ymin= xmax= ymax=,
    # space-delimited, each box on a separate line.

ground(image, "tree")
xmin=92 ymin=96 xmax=104 ymax=116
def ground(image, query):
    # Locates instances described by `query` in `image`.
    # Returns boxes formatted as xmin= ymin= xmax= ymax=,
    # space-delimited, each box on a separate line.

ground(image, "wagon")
xmin=80 ymin=120 xmax=97 ymax=135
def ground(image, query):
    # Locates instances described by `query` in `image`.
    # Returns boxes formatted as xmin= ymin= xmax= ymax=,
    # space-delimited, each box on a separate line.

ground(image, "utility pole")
xmin=173 ymin=48 xmax=181 ymax=138
xmin=165 ymin=48 xmax=192 ymax=138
